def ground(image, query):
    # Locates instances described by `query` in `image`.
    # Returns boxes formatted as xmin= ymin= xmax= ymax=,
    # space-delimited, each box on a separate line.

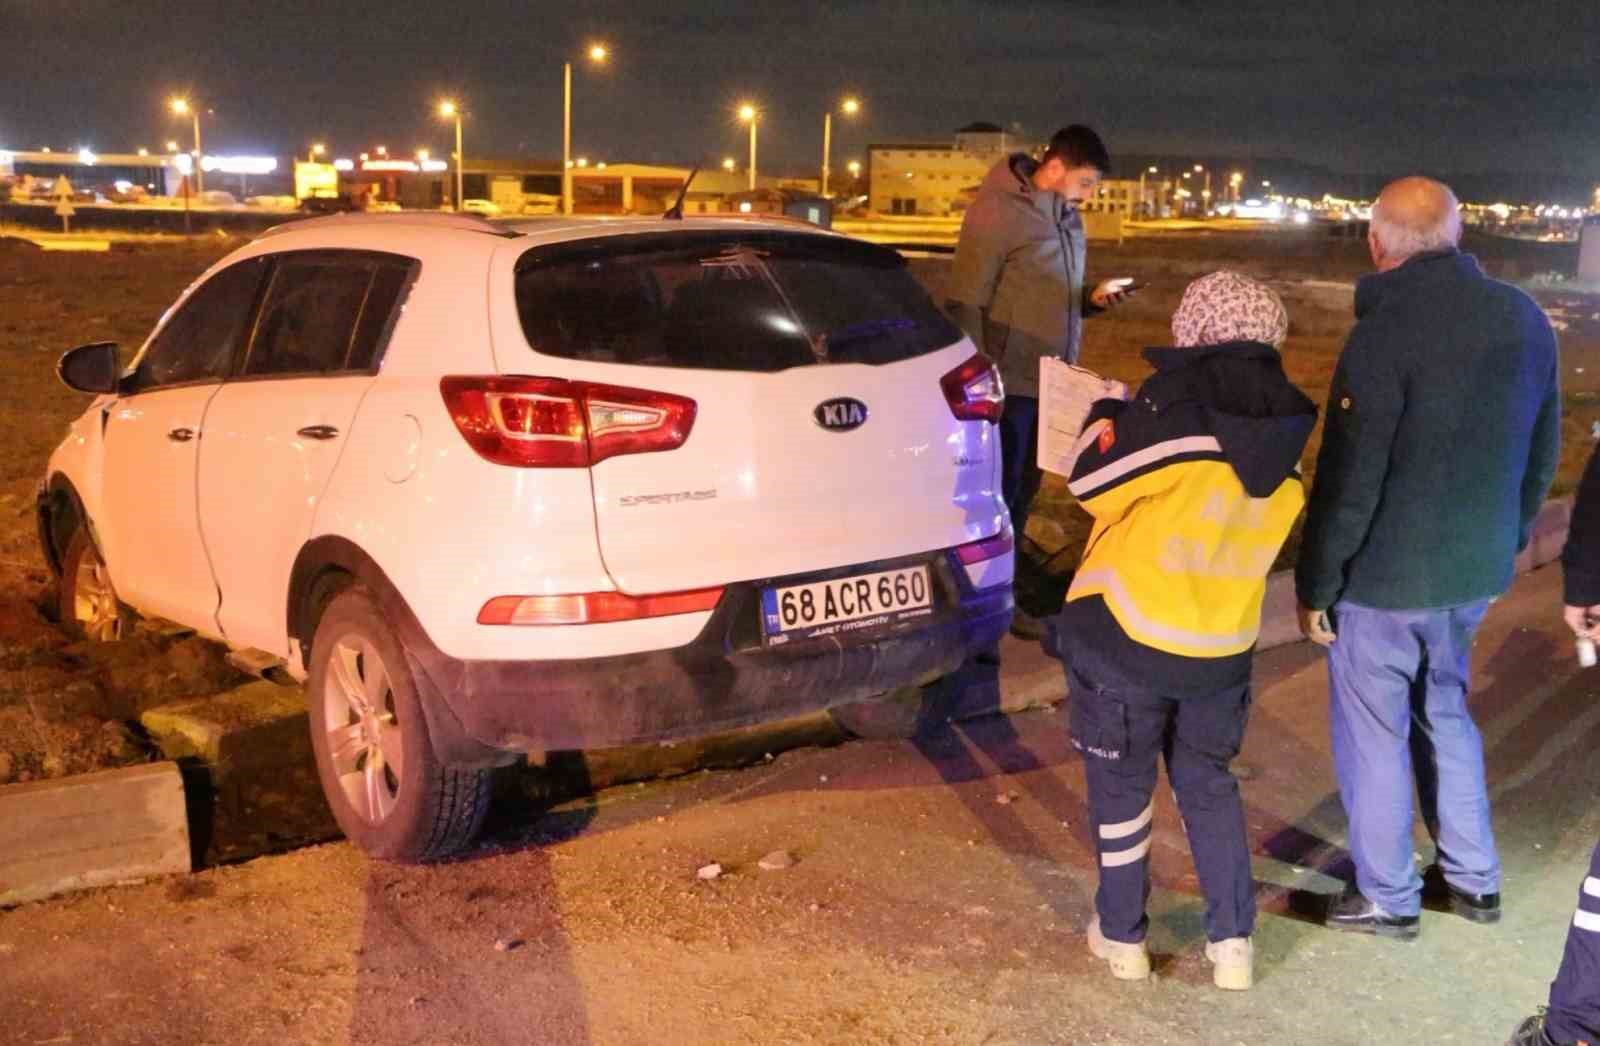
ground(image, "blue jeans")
xmin=1327 ymin=599 xmax=1499 ymax=916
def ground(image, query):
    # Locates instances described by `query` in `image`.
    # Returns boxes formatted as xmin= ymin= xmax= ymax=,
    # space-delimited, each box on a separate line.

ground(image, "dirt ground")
xmin=0 ymin=224 xmax=1593 ymax=783
xmin=2 ymin=565 xmax=1596 ymax=1045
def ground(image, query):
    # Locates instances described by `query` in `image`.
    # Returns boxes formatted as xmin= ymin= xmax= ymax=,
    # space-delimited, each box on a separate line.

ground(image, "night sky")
xmin=3 ymin=0 xmax=1596 ymax=190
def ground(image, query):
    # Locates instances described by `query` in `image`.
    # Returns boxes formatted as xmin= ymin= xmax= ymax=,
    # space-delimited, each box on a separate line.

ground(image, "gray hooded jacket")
xmin=946 ymin=153 xmax=1091 ymax=397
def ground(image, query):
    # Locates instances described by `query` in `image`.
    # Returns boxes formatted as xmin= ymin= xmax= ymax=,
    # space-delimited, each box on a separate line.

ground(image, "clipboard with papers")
xmin=1037 ymin=356 xmax=1125 ymax=478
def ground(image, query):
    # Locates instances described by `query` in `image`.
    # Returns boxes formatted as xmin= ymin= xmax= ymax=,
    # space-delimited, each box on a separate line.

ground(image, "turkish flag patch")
xmin=1097 ymin=421 xmax=1116 ymax=454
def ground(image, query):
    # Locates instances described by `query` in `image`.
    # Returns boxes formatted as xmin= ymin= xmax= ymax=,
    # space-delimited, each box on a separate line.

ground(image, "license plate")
xmin=761 ymin=565 xmax=933 ymax=644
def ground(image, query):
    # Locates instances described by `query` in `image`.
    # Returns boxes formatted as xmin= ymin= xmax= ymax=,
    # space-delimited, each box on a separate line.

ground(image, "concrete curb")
xmin=0 ymin=761 xmax=191 ymax=907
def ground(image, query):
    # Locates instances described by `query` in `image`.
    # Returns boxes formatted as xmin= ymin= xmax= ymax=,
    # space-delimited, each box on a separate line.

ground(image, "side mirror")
xmin=57 ymin=342 xmax=121 ymax=395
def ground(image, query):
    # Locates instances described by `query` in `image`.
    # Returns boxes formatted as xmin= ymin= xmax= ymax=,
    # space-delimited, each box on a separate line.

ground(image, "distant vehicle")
xmin=300 ymin=194 xmax=356 ymax=216
xmin=519 ymin=194 xmax=561 ymax=215
xmin=39 ymin=211 xmax=1014 ymax=861
xmin=461 ymin=198 xmax=502 ymax=216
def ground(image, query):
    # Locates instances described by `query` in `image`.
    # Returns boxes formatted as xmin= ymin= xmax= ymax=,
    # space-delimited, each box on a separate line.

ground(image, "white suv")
xmin=40 ymin=212 xmax=1014 ymax=860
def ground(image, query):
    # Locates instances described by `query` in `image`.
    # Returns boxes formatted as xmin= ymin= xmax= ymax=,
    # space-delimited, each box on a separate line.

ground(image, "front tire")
xmin=307 ymin=585 xmax=489 ymax=862
xmin=57 ymin=528 xmax=136 ymax=641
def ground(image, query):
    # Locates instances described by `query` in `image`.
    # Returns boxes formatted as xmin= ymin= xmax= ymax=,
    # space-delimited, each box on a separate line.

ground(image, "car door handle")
xmin=167 ymin=427 xmax=196 ymax=443
xmin=296 ymin=425 xmax=340 ymax=441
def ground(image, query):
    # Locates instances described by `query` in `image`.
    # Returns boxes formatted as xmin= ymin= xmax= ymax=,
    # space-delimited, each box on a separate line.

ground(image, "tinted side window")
xmin=244 ymin=253 xmax=414 ymax=377
xmin=128 ymin=257 xmax=267 ymax=393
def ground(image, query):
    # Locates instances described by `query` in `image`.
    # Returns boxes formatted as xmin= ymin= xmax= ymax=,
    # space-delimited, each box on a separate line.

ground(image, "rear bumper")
xmin=399 ymin=550 xmax=1012 ymax=763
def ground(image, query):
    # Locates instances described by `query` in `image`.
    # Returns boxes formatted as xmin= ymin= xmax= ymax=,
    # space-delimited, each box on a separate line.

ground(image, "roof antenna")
xmin=664 ymin=164 xmax=699 ymax=220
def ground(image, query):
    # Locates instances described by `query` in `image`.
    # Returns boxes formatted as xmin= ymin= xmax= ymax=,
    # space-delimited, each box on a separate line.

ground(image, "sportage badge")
xmin=814 ymin=397 xmax=868 ymax=432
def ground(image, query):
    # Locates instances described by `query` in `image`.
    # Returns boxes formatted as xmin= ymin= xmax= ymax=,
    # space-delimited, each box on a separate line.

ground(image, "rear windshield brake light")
xmin=478 ymin=587 xmax=724 ymax=625
xmin=441 ymin=375 xmax=697 ymax=468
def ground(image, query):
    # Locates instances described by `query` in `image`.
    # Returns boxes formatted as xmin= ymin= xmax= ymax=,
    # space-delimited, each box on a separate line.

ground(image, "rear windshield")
xmin=514 ymin=231 xmax=962 ymax=372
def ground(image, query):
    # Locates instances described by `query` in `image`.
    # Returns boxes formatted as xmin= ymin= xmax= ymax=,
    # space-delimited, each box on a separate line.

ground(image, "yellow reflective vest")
xmin=1064 ymin=343 xmax=1316 ymax=659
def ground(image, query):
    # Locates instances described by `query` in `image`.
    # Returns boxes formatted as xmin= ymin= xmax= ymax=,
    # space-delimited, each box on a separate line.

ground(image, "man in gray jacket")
xmin=947 ymin=124 xmax=1133 ymax=638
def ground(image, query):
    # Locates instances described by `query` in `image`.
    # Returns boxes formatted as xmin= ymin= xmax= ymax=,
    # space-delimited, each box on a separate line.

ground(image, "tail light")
xmin=955 ymin=531 xmax=1014 ymax=565
xmin=941 ymin=354 xmax=1004 ymax=423
xmin=440 ymin=376 xmax=697 ymax=468
xmin=478 ymin=587 xmax=724 ymax=626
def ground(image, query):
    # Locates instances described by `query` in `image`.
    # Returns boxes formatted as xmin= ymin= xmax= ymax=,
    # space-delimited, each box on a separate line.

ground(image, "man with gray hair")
xmin=1296 ymin=176 xmax=1561 ymax=938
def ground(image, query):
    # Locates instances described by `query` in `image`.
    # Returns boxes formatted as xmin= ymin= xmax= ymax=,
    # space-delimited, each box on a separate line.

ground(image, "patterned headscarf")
xmin=1170 ymin=270 xmax=1289 ymax=349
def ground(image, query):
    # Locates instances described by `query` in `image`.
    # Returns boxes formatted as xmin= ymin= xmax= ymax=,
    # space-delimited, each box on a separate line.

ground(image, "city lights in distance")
xmin=77 ymin=147 xmax=96 ymax=165
xmin=311 ymin=143 xmax=326 ymax=156
xmin=166 ymin=140 xmax=179 ymax=152
xmin=201 ymin=155 xmax=277 ymax=175
xmin=847 ymin=160 xmax=861 ymax=176
xmin=136 ymin=147 xmax=148 ymax=156
xmin=333 ymin=158 xmax=355 ymax=171
xmin=416 ymin=148 xmax=430 ymax=162
xmin=722 ymin=157 xmax=736 ymax=171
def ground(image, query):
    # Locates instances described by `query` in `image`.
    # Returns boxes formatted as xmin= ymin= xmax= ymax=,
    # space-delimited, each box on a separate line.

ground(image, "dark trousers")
xmin=999 ymin=394 xmax=1043 ymax=547
xmin=1066 ymin=652 xmax=1256 ymax=945
xmin=1546 ymin=840 xmax=1600 ymax=1042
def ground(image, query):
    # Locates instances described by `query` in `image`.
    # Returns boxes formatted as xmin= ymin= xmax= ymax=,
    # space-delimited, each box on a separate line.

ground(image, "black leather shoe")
xmin=1423 ymin=864 xmax=1502 ymax=923
xmin=1325 ymin=891 xmax=1421 ymax=939
xmin=1506 ymin=1013 xmax=1564 ymax=1046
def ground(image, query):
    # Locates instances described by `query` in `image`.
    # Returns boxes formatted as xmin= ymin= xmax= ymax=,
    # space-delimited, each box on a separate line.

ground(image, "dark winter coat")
xmin=1296 ymin=249 xmax=1561 ymax=611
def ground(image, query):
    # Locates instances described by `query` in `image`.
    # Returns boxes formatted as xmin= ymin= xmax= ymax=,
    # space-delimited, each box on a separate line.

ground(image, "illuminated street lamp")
xmin=1139 ymin=165 xmax=1158 ymax=218
xmin=438 ymin=100 xmax=463 ymax=210
xmin=722 ymin=156 xmax=737 ymax=172
xmin=309 ymin=142 xmax=326 ymax=163
xmin=563 ymin=42 xmax=610 ymax=216
xmin=821 ymin=95 xmax=862 ymax=197
xmin=169 ymin=97 xmax=203 ymax=194
xmin=739 ymin=103 xmax=759 ymax=191
xmin=166 ymin=140 xmax=179 ymax=153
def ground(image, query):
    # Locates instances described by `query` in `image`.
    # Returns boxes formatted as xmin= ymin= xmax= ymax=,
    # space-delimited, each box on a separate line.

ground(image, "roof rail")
xmin=260 ymin=211 xmax=520 ymax=238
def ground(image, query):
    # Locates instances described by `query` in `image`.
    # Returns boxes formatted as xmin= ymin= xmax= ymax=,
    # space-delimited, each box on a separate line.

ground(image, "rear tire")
xmin=306 ymin=584 xmax=489 ymax=862
xmin=57 ymin=528 xmax=136 ymax=641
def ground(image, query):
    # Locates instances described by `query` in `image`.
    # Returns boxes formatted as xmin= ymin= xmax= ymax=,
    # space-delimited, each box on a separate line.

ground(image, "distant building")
xmin=1 ymin=148 xmax=187 ymax=196
xmin=867 ymin=122 xmax=1039 ymax=217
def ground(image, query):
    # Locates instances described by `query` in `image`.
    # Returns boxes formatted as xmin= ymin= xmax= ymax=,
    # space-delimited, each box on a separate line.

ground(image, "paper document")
xmin=1038 ymin=357 xmax=1124 ymax=477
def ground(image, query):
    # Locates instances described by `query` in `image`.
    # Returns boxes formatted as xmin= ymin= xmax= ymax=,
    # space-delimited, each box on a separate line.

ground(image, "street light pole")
xmin=562 ymin=61 xmax=572 ymax=215
xmin=562 ymin=44 xmax=609 ymax=217
xmin=821 ymin=111 xmax=831 ymax=198
xmin=453 ymin=111 xmax=463 ymax=211
xmin=438 ymin=102 xmax=464 ymax=211
xmin=191 ymin=110 xmax=203 ymax=195
xmin=739 ymin=104 xmax=759 ymax=191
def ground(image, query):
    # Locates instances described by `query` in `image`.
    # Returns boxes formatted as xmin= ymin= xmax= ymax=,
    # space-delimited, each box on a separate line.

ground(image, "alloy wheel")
xmin=321 ymin=637 xmax=405 ymax=824
xmin=72 ymin=548 xmax=123 ymax=641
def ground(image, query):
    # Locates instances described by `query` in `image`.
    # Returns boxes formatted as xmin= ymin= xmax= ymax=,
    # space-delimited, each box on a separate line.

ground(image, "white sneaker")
xmin=1204 ymin=936 xmax=1253 ymax=990
xmin=1087 ymin=916 xmax=1151 ymax=980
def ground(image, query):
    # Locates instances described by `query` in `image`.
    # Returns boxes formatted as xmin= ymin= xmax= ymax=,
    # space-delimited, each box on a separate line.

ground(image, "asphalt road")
xmin=3 ymin=564 xmax=1597 ymax=1046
